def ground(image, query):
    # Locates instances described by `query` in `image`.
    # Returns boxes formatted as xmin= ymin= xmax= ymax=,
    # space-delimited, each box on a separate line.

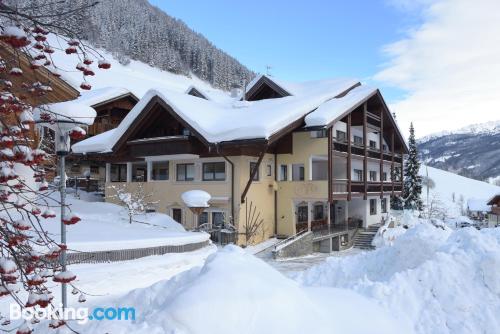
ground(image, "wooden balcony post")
xmin=347 ymin=114 xmax=352 ymax=201
xmin=400 ymin=148 xmax=404 ymax=194
xmin=391 ymin=130 xmax=395 ymax=196
xmin=328 ymin=126 xmax=333 ymax=203
xmin=379 ymin=110 xmax=384 ymax=199
xmin=363 ymin=103 xmax=368 ymax=200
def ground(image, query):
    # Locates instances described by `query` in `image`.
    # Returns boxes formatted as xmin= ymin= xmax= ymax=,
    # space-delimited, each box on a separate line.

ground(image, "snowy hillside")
xmin=46 ymin=34 xmax=231 ymax=101
xmin=420 ymin=165 xmax=500 ymax=215
xmin=418 ymin=120 xmax=500 ymax=183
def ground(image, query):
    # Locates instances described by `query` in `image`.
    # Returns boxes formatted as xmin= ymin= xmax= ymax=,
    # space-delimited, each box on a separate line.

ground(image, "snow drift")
xmin=79 ymin=245 xmax=411 ymax=334
xmin=296 ymin=224 xmax=500 ymax=334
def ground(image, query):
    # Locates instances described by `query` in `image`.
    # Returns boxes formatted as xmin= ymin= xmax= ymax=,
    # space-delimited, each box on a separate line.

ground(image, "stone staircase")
xmin=352 ymin=224 xmax=381 ymax=250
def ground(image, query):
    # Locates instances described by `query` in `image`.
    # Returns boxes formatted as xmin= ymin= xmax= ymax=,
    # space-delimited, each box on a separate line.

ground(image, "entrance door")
xmin=172 ymin=208 xmax=182 ymax=224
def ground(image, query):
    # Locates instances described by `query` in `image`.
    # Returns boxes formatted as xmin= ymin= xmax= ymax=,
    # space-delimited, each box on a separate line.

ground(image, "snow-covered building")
xmin=66 ymin=87 xmax=138 ymax=184
xmin=487 ymin=195 xmax=500 ymax=228
xmin=466 ymin=198 xmax=490 ymax=220
xmin=72 ymin=75 xmax=408 ymax=247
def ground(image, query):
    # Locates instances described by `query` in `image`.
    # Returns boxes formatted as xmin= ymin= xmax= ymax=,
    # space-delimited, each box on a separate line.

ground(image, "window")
xmin=90 ymin=165 xmax=99 ymax=174
xmin=132 ymin=163 xmax=147 ymax=182
xmin=152 ymin=161 xmax=169 ymax=180
xmin=266 ymin=164 xmax=272 ymax=177
xmin=336 ymin=130 xmax=346 ymax=142
xmin=382 ymin=172 xmax=388 ymax=181
xmin=369 ymin=171 xmax=377 ymax=181
xmin=354 ymin=169 xmax=363 ymax=181
xmin=110 ymin=164 xmax=126 ymax=182
xmin=353 ymin=135 xmax=363 ymax=146
xmin=280 ymin=165 xmax=288 ymax=181
xmin=292 ymin=164 xmax=305 ymax=181
xmin=250 ymin=162 xmax=260 ymax=181
xmin=370 ymin=199 xmax=377 ymax=215
xmin=182 ymin=128 xmax=191 ymax=136
xmin=311 ymin=129 xmax=327 ymax=138
xmin=382 ymin=144 xmax=388 ymax=152
xmin=199 ymin=212 xmax=208 ymax=226
xmin=212 ymin=212 xmax=225 ymax=228
xmin=203 ymin=162 xmax=225 ymax=181
xmin=381 ymin=198 xmax=387 ymax=213
xmin=176 ymin=163 xmax=195 ymax=181
xmin=297 ymin=205 xmax=308 ymax=222
xmin=172 ymin=208 xmax=182 ymax=224
xmin=313 ymin=204 xmax=324 ymax=220
xmin=369 ymin=140 xmax=377 ymax=149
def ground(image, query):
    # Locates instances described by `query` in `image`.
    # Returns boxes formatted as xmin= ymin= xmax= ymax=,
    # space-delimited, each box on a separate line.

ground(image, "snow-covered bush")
xmin=107 ymin=183 xmax=157 ymax=224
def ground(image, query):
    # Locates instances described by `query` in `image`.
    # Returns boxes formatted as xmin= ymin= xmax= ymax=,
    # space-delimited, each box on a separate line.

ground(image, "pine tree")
xmin=403 ymin=123 xmax=423 ymax=210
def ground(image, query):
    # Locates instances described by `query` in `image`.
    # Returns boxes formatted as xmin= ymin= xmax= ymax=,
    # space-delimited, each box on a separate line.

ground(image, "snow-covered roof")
xmin=34 ymin=101 xmax=97 ymax=126
xmin=76 ymin=87 xmax=137 ymax=107
xmin=246 ymin=74 xmax=359 ymax=98
xmin=305 ymin=85 xmax=378 ymax=127
xmin=72 ymin=78 xmax=360 ymax=154
xmin=467 ymin=198 xmax=490 ymax=212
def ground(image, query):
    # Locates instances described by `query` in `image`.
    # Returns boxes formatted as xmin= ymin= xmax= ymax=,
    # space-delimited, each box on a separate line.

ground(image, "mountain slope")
xmin=420 ymin=165 xmax=500 ymax=215
xmin=13 ymin=0 xmax=255 ymax=90
xmin=418 ymin=121 xmax=500 ymax=184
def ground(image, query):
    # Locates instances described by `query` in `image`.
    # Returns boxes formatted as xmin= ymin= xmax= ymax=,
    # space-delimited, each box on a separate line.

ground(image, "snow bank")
xmin=296 ymin=223 xmax=500 ymax=334
xmin=80 ymin=245 xmax=410 ymax=334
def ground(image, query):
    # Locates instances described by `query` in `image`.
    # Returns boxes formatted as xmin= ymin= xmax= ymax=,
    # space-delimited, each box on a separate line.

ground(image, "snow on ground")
xmin=0 ymin=245 xmax=217 ymax=330
xmin=420 ymin=165 xmax=500 ymax=216
xmin=30 ymin=191 xmax=209 ymax=252
xmin=72 ymin=245 xmax=412 ymax=334
xmin=296 ymin=222 xmax=500 ymax=334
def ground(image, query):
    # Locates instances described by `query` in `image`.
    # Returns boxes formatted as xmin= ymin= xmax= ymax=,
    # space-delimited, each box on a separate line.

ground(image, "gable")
xmin=245 ymin=76 xmax=291 ymax=101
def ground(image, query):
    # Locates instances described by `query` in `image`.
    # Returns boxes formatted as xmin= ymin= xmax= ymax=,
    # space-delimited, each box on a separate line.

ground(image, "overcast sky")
xmin=150 ymin=0 xmax=500 ymax=138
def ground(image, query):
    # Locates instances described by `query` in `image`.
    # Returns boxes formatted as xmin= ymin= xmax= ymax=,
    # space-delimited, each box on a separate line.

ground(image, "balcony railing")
xmin=332 ymin=140 xmax=402 ymax=163
xmin=332 ymin=180 xmax=402 ymax=194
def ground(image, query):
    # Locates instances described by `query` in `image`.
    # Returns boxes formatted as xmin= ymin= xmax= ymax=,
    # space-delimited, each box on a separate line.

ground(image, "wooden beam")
xmin=380 ymin=110 xmax=384 ymax=199
xmin=347 ymin=114 xmax=352 ymax=201
xmin=363 ymin=103 xmax=368 ymax=200
xmin=400 ymin=148 xmax=404 ymax=195
xmin=241 ymin=149 xmax=266 ymax=203
xmin=328 ymin=126 xmax=333 ymax=203
xmin=391 ymin=130 xmax=395 ymax=196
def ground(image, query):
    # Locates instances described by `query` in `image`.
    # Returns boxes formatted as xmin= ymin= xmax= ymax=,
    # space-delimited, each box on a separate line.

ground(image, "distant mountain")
xmin=12 ymin=0 xmax=255 ymax=90
xmin=418 ymin=121 xmax=500 ymax=185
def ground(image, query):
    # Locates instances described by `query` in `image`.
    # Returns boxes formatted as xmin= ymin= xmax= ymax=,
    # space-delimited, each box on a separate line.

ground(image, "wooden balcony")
xmin=332 ymin=140 xmax=402 ymax=163
xmin=491 ymin=207 xmax=500 ymax=215
xmin=331 ymin=179 xmax=402 ymax=196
